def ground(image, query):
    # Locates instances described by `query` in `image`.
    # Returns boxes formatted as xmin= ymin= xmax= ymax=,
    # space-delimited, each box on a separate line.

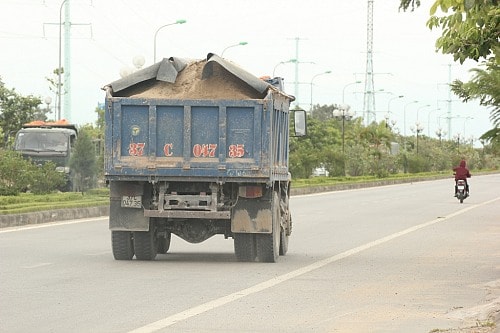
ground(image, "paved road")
xmin=1 ymin=174 xmax=499 ymax=333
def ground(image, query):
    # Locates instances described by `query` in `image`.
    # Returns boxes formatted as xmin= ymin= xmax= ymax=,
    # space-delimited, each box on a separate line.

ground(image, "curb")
xmin=0 ymin=206 xmax=109 ymax=229
xmin=290 ymin=175 xmax=448 ymax=196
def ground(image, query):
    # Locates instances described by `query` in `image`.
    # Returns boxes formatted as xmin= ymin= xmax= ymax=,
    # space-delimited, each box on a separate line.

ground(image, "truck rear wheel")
xmin=234 ymin=233 xmax=257 ymax=262
xmin=256 ymin=192 xmax=280 ymax=263
xmin=111 ymin=231 xmax=134 ymax=260
xmin=157 ymin=232 xmax=172 ymax=254
xmin=133 ymin=224 xmax=158 ymax=260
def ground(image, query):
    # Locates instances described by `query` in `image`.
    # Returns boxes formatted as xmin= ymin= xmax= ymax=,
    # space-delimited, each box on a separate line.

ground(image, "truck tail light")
xmin=238 ymin=185 xmax=263 ymax=198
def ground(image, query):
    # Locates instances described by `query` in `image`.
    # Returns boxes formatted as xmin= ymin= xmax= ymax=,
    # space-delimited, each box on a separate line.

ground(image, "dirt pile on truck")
xmin=106 ymin=54 xmax=272 ymax=100
xmin=132 ymin=60 xmax=264 ymax=100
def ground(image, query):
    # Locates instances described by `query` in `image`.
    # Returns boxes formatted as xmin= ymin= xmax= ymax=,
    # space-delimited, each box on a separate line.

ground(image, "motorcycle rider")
xmin=453 ymin=159 xmax=471 ymax=197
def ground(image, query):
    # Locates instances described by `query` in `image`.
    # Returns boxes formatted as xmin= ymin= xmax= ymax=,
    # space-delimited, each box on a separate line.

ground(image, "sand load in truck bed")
xmin=104 ymin=53 xmax=273 ymax=100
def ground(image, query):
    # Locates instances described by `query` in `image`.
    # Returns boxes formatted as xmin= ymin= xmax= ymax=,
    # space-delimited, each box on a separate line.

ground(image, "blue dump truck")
xmin=103 ymin=53 xmax=306 ymax=262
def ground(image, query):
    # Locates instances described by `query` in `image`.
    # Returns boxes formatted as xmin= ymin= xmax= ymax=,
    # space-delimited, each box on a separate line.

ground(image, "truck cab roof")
xmin=22 ymin=119 xmax=78 ymax=135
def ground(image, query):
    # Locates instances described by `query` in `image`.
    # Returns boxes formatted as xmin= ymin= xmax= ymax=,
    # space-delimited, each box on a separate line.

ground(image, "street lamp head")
xmin=176 ymin=19 xmax=187 ymax=24
xmin=309 ymin=70 xmax=332 ymax=111
xmin=273 ymin=58 xmax=298 ymax=77
xmin=342 ymin=80 xmax=361 ymax=104
xmin=221 ymin=41 xmax=248 ymax=56
xmin=333 ymin=105 xmax=354 ymax=118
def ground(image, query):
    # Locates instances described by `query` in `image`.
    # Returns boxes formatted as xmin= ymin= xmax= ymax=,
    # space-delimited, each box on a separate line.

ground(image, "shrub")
xmin=30 ymin=161 xmax=66 ymax=194
xmin=0 ymin=150 xmax=33 ymax=195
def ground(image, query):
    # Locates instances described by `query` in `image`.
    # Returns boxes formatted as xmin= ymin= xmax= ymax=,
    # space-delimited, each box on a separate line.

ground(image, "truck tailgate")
xmin=106 ymin=98 xmax=271 ymax=180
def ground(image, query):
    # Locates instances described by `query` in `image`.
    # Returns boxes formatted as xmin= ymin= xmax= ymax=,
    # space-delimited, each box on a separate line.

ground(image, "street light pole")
xmin=57 ymin=0 xmax=69 ymax=120
xmin=416 ymin=104 xmax=430 ymax=123
xmin=153 ymin=19 xmax=186 ymax=63
xmin=454 ymin=133 xmax=462 ymax=153
xmin=387 ymin=95 xmax=404 ymax=115
xmin=427 ymin=108 xmax=441 ymax=136
xmin=333 ymin=105 xmax=354 ymax=155
xmin=404 ymin=100 xmax=418 ymax=138
xmin=435 ymin=128 xmax=446 ymax=145
xmin=221 ymin=41 xmax=248 ymax=57
xmin=309 ymin=70 xmax=331 ymax=112
xmin=463 ymin=116 xmax=473 ymax=139
xmin=412 ymin=122 xmax=424 ymax=154
xmin=342 ymin=80 xmax=362 ymax=104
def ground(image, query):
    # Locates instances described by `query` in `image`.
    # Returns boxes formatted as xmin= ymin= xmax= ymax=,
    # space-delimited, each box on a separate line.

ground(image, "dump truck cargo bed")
xmin=105 ymin=97 xmax=291 ymax=182
xmin=104 ymin=55 xmax=292 ymax=184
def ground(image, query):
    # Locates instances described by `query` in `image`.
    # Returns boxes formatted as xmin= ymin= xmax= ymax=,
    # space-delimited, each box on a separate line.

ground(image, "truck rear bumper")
xmin=143 ymin=209 xmax=230 ymax=219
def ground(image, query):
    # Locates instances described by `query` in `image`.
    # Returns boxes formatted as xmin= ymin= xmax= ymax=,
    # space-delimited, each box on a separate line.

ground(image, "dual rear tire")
xmin=233 ymin=192 xmax=286 ymax=263
xmin=112 ymin=224 xmax=171 ymax=261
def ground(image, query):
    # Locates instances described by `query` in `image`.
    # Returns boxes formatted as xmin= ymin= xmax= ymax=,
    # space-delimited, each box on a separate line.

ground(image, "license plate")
xmin=121 ymin=196 xmax=142 ymax=208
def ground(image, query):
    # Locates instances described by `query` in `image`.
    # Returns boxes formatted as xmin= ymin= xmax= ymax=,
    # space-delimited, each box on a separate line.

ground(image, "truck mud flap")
xmin=231 ymin=198 xmax=272 ymax=234
xmin=109 ymin=198 xmax=150 ymax=231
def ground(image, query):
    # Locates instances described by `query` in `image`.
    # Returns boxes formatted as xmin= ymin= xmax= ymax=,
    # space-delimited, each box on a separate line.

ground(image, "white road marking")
xmin=128 ymin=196 xmax=500 ymax=333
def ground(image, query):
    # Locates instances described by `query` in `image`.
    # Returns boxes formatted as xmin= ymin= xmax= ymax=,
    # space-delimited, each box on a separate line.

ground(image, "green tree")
xmin=69 ymin=128 xmax=97 ymax=192
xmin=0 ymin=150 xmax=34 ymax=195
xmin=30 ymin=161 xmax=66 ymax=195
xmin=451 ymin=67 xmax=500 ymax=153
xmin=289 ymin=112 xmax=342 ymax=178
xmin=359 ymin=122 xmax=395 ymax=177
xmin=399 ymin=0 xmax=500 ymax=146
xmin=0 ymin=77 xmax=46 ymax=147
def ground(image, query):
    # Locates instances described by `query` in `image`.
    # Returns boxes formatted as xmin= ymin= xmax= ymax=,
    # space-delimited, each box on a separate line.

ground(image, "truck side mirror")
xmin=293 ymin=108 xmax=307 ymax=137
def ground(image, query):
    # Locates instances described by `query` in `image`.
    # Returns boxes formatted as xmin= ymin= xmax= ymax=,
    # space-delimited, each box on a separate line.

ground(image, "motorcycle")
xmin=455 ymin=179 xmax=469 ymax=203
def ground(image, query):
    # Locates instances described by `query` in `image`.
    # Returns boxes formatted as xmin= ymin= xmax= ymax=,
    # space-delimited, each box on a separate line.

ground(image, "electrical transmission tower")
xmin=363 ymin=0 xmax=375 ymax=126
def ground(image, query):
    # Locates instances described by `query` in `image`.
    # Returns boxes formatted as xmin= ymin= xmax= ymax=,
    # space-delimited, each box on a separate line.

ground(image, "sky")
xmin=0 ymin=0 xmax=493 ymax=146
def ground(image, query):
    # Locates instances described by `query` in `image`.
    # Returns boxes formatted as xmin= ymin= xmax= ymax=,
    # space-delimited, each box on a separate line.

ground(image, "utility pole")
xmin=292 ymin=37 xmax=303 ymax=105
xmin=63 ymin=0 xmax=71 ymax=121
xmin=44 ymin=0 xmax=91 ymax=121
xmin=437 ymin=64 xmax=457 ymax=140
xmin=287 ymin=37 xmax=314 ymax=108
xmin=363 ymin=0 xmax=375 ymax=126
